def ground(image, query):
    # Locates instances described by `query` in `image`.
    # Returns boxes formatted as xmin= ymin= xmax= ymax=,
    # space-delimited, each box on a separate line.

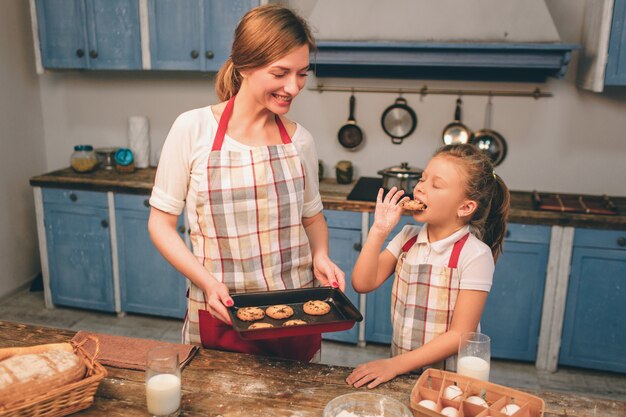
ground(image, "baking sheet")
xmin=228 ymin=287 xmax=363 ymax=340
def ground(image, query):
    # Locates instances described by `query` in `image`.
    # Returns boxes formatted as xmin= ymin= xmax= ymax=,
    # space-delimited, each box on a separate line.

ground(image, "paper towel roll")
xmin=128 ymin=116 xmax=150 ymax=168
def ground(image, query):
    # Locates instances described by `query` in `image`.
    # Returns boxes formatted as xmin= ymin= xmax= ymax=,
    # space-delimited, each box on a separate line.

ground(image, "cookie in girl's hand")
xmin=400 ymin=199 xmax=427 ymax=211
xmin=303 ymin=300 xmax=331 ymax=316
xmin=236 ymin=306 xmax=265 ymax=321
xmin=265 ymin=304 xmax=294 ymax=319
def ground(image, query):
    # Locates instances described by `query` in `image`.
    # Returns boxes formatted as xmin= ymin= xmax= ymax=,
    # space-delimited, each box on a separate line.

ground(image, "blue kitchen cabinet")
xmin=365 ymin=216 xmax=418 ymax=344
xmin=115 ymin=194 xmax=187 ymax=319
xmin=148 ymin=0 xmax=257 ymax=71
xmin=323 ymin=210 xmax=361 ymax=344
xmin=606 ymin=0 xmax=626 ymax=85
xmin=36 ymin=0 xmax=141 ymax=70
xmin=481 ymin=224 xmax=551 ymax=361
xmin=42 ymin=188 xmax=115 ymax=312
xmin=559 ymin=229 xmax=626 ymax=373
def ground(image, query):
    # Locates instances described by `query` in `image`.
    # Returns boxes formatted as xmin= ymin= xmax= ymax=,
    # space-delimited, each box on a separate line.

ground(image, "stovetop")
xmin=346 ymin=177 xmax=383 ymax=202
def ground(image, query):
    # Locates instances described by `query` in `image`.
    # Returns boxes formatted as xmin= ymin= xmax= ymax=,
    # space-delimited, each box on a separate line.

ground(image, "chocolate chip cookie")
xmin=282 ymin=319 xmax=307 ymax=326
xmin=303 ymin=300 xmax=331 ymax=316
xmin=248 ymin=322 xmax=274 ymax=329
xmin=265 ymin=304 xmax=294 ymax=320
xmin=236 ymin=306 xmax=265 ymax=322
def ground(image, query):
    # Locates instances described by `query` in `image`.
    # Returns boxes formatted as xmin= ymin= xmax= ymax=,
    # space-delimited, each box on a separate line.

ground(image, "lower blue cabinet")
xmin=559 ymin=228 xmax=626 ymax=373
xmin=43 ymin=189 xmax=115 ymax=312
xmin=115 ymin=194 xmax=187 ymax=319
xmin=481 ymin=223 xmax=551 ymax=361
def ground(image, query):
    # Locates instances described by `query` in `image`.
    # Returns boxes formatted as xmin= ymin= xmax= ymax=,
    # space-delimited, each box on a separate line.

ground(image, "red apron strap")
xmin=212 ymin=96 xmax=236 ymax=151
xmin=401 ymin=235 xmax=418 ymax=253
xmin=274 ymin=115 xmax=292 ymax=144
xmin=448 ymin=233 xmax=470 ymax=269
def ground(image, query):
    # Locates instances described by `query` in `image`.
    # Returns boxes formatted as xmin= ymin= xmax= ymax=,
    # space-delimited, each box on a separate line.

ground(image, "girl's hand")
xmin=313 ymin=255 xmax=346 ymax=292
xmin=346 ymin=358 xmax=401 ymax=389
xmin=371 ymin=187 xmax=409 ymax=235
xmin=204 ymin=280 xmax=234 ymax=324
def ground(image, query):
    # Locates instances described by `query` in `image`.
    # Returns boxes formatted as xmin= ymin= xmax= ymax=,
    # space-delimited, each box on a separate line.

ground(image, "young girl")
xmin=346 ymin=144 xmax=510 ymax=388
xmin=148 ymin=5 xmax=344 ymax=362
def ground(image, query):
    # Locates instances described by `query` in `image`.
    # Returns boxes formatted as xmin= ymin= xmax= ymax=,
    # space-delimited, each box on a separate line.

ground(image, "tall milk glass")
xmin=457 ymin=332 xmax=491 ymax=381
xmin=146 ymin=346 xmax=181 ymax=417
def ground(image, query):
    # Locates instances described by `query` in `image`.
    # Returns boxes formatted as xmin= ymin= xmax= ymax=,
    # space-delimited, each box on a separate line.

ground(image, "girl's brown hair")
xmin=434 ymin=144 xmax=511 ymax=261
xmin=215 ymin=4 xmax=316 ymax=101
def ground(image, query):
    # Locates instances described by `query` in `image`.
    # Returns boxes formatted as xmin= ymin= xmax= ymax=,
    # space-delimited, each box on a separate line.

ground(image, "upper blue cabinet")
xmin=606 ymin=0 xmax=626 ymax=85
xmin=35 ymin=0 xmax=142 ymax=70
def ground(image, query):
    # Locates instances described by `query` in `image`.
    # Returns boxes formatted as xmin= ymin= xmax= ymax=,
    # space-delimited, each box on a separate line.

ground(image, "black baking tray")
xmin=228 ymin=287 xmax=363 ymax=340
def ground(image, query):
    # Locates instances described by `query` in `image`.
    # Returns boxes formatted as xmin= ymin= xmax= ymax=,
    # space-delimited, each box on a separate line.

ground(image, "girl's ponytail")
xmin=215 ymin=58 xmax=241 ymax=102
xmin=482 ymin=174 xmax=510 ymax=262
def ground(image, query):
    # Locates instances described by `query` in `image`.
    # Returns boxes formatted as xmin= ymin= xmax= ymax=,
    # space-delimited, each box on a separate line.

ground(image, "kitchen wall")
xmin=0 ymin=0 xmax=47 ymax=298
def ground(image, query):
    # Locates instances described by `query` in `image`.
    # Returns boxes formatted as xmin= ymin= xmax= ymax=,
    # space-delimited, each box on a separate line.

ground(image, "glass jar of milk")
xmin=457 ymin=332 xmax=491 ymax=381
xmin=146 ymin=346 xmax=181 ymax=417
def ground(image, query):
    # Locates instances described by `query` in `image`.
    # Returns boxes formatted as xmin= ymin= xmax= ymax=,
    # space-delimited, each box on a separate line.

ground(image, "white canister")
xmin=128 ymin=116 xmax=150 ymax=168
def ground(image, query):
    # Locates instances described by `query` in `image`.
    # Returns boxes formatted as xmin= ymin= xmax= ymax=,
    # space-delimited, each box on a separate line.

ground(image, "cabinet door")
xmin=115 ymin=194 xmax=187 ymax=319
xmin=481 ymin=224 xmax=550 ymax=361
xmin=148 ymin=0 xmax=204 ymax=70
xmin=84 ymin=0 xmax=142 ymax=69
xmin=204 ymin=0 xmax=257 ymax=71
xmin=606 ymin=0 xmax=626 ymax=85
xmin=559 ymin=246 xmax=626 ymax=372
xmin=36 ymin=0 xmax=88 ymax=69
xmin=323 ymin=227 xmax=361 ymax=344
xmin=365 ymin=216 xmax=417 ymax=344
xmin=44 ymin=202 xmax=115 ymax=312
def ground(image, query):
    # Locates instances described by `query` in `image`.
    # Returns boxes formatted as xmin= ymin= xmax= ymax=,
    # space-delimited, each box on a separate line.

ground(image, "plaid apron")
xmin=391 ymin=232 xmax=470 ymax=369
xmin=183 ymin=96 xmax=319 ymax=360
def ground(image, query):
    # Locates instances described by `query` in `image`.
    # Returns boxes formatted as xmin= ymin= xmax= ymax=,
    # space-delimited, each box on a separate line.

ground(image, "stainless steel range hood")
xmin=285 ymin=0 xmax=579 ymax=82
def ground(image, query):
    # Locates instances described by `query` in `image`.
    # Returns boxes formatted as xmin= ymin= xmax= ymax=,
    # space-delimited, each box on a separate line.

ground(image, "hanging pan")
xmin=442 ymin=97 xmax=472 ymax=145
xmin=381 ymin=96 xmax=417 ymax=145
xmin=337 ymin=94 xmax=364 ymax=150
xmin=470 ymin=95 xmax=508 ymax=166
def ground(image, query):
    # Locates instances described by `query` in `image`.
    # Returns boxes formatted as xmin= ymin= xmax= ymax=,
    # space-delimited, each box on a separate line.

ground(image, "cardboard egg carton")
xmin=410 ymin=369 xmax=544 ymax=417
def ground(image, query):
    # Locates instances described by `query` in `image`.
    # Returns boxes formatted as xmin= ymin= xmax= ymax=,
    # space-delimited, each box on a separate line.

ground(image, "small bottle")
xmin=114 ymin=148 xmax=136 ymax=173
xmin=70 ymin=145 xmax=98 ymax=173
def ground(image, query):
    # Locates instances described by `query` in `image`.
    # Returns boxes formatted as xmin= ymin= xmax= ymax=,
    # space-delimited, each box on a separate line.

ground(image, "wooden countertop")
xmin=30 ymin=167 xmax=626 ymax=230
xmin=1 ymin=321 xmax=624 ymax=417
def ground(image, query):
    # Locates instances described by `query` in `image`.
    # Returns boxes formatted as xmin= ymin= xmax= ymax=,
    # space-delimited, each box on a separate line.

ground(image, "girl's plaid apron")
xmin=391 ymin=231 xmax=470 ymax=369
xmin=183 ymin=96 xmax=320 ymax=361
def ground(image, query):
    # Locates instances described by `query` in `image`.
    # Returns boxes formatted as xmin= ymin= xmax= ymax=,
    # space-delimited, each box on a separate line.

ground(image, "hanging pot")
xmin=377 ymin=162 xmax=423 ymax=196
xmin=337 ymin=94 xmax=364 ymax=150
xmin=471 ymin=96 xmax=508 ymax=166
xmin=381 ymin=97 xmax=417 ymax=145
xmin=442 ymin=97 xmax=472 ymax=145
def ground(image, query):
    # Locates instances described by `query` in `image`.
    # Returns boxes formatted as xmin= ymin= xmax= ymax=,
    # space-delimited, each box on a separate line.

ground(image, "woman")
xmin=148 ymin=5 xmax=344 ymax=362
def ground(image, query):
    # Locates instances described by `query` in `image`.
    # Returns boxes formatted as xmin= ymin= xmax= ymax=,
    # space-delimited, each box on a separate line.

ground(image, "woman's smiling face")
xmin=240 ymin=44 xmax=310 ymax=114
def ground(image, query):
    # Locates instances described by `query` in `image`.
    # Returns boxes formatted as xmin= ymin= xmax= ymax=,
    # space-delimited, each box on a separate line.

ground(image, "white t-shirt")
xmin=386 ymin=224 xmax=494 ymax=292
xmin=150 ymin=106 xmax=323 ymax=217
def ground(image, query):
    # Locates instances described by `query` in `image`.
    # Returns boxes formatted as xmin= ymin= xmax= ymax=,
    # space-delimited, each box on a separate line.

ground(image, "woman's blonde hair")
xmin=215 ymin=4 xmax=316 ymax=101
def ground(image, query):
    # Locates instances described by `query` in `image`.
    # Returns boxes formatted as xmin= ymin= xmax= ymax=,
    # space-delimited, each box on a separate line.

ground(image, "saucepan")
xmin=381 ymin=96 xmax=417 ymax=144
xmin=470 ymin=95 xmax=508 ymax=166
xmin=337 ymin=94 xmax=364 ymax=150
xmin=442 ymin=97 xmax=472 ymax=145
xmin=378 ymin=162 xmax=423 ymax=196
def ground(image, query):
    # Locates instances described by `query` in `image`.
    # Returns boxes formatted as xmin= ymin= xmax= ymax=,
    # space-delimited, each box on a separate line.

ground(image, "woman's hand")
xmin=346 ymin=358 xmax=401 ymax=389
xmin=313 ymin=255 xmax=346 ymax=292
xmin=371 ymin=187 xmax=409 ymax=236
xmin=203 ymin=280 xmax=234 ymax=325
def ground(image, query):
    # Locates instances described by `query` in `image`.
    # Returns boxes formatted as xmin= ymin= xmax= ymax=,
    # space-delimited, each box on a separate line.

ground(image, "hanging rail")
xmin=308 ymin=83 xmax=552 ymax=99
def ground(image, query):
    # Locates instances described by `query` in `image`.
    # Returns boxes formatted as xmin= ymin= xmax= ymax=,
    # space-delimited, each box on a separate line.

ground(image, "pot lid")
xmin=379 ymin=162 xmax=423 ymax=178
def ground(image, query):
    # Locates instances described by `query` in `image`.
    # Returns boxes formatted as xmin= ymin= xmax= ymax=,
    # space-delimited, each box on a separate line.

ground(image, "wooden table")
xmin=1 ymin=321 xmax=624 ymax=417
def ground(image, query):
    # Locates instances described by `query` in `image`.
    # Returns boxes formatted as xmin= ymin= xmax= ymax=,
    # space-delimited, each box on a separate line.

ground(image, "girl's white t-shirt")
xmin=386 ymin=224 xmax=495 ymax=292
xmin=150 ymin=106 xmax=323 ymax=217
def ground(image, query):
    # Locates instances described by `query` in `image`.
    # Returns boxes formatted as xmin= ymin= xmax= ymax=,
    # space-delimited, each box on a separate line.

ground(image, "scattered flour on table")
xmin=334 ymin=411 xmax=384 ymax=417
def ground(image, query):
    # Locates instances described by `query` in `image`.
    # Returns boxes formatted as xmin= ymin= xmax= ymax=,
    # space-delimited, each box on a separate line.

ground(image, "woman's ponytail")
xmin=481 ymin=175 xmax=510 ymax=262
xmin=215 ymin=58 xmax=242 ymax=101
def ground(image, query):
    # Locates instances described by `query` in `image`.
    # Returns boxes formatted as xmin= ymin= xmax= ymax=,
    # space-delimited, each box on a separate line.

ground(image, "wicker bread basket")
xmin=0 ymin=336 xmax=107 ymax=417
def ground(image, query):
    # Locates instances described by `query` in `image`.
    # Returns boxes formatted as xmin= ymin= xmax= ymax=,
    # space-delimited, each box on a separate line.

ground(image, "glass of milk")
xmin=146 ymin=346 xmax=181 ymax=417
xmin=457 ymin=332 xmax=490 ymax=381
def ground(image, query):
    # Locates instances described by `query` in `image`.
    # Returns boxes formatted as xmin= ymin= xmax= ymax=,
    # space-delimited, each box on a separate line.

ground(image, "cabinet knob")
xmin=143 ymin=199 xmax=150 ymax=207
xmin=101 ymin=219 xmax=109 ymax=228
xmin=353 ymin=242 xmax=362 ymax=252
xmin=69 ymin=193 xmax=78 ymax=202
xmin=177 ymin=225 xmax=186 ymax=234
xmin=618 ymin=237 xmax=626 ymax=247
xmin=190 ymin=50 xmax=199 ymax=59
xmin=89 ymin=49 xmax=98 ymax=59
xmin=76 ymin=48 xmax=84 ymax=58
xmin=205 ymin=50 xmax=214 ymax=59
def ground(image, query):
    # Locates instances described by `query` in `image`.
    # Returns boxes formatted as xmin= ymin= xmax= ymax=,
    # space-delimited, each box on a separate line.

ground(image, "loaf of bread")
xmin=0 ymin=348 xmax=86 ymax=406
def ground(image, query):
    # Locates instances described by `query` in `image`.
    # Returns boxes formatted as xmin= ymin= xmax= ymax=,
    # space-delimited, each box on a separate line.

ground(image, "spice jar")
xmin=70 ymin=145 xmax=99 ymax=173
xmin=114 ymin=148 xmax=136 ymax=173
xmin=335 ymin=160 xmax=353 ymax=184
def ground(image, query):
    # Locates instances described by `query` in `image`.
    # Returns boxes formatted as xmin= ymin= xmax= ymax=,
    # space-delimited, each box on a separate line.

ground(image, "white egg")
xmin=466 ymin=395 xmax=488 ymax=407
xmin=500 ymin=404 xmax=521 ymax=415
xmin=443 ymin=384 xmax=464 ymax=401
xmin=441 ymin=406 xmax=459 ymax=417
xmin=418 ymin=399 xmax=438 ymax=411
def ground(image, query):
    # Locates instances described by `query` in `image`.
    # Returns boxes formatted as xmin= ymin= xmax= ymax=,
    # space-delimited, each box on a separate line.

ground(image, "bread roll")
xmin=0 ymin=349 xmax=85 ymax=406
